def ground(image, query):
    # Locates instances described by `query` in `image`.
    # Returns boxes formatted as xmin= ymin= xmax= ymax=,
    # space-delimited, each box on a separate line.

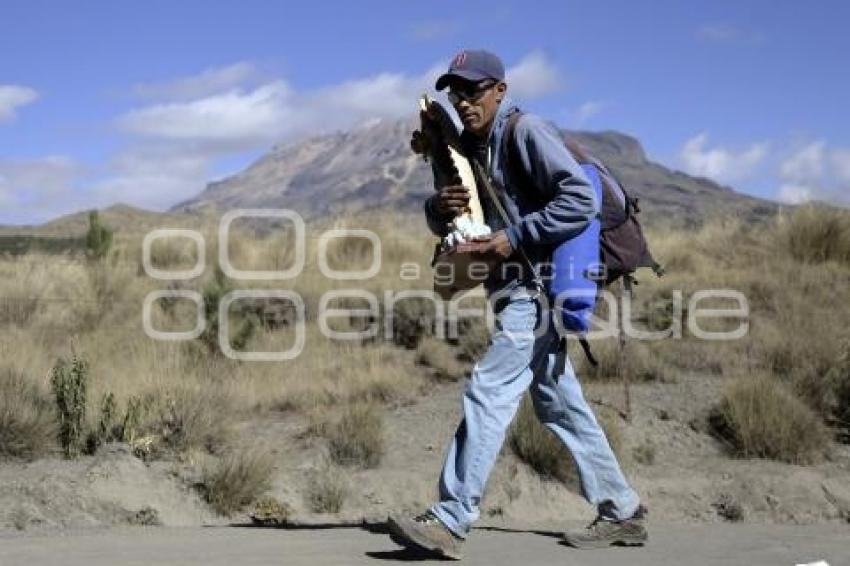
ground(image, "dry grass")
xmin=782 ymin=204 xmax=850 ymax=264
xmin=509 ymin=395 xmax=623 ymax=483
xmin=415 ymin=336 xmax=469 ymax=382
xmin=201 ymin=449 xmax=275 ymax=516
xmin=0 ymin=369 xmax=57 ymax=459
xmin=3 ymin=205 xmax=849 ymax=479
xmin=150 ymin=384 xmax=235 ymax=455
xmin=509 ymin=396 xmax=576 ymax=483
xmin=325 ymin=403 xmax=384 ymax=469
xmin=305 ymin=463 xmax=348 ymax=513
xmin=575 ymin=338 xmax=671 ymax=383
xmin=825 ymin=339 xmax=850 ymax=437
xmin=709 ymin=374 xmax=829 ymax=464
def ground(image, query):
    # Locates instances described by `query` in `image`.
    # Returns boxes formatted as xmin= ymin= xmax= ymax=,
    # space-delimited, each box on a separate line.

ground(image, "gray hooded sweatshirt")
xmin=424 ymin=96 xmax=599 ymax=296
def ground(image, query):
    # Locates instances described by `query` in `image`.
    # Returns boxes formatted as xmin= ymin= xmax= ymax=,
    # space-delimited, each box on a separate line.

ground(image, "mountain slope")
xmin=173 ymin=117 xmax=776 ymax=227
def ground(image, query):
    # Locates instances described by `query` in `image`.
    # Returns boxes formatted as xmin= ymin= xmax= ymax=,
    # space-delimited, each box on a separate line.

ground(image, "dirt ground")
xmin=2 ymin=372 xmax=850 ymax=534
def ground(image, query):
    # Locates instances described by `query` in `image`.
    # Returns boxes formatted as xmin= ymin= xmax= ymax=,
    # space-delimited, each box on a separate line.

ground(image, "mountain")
xmin=0 ymin=204 xmax=205 ymax=237
xmin=172 ymin=116 xmax=777 ymax=228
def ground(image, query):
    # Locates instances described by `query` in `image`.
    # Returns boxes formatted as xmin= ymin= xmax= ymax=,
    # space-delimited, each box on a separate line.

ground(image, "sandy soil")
xmin=2 ymin=373 xmax=849 ymax=534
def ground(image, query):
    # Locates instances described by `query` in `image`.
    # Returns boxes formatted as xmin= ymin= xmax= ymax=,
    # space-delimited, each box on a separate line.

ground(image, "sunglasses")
xmin=447 ymin=80 xmax=497 ymax=105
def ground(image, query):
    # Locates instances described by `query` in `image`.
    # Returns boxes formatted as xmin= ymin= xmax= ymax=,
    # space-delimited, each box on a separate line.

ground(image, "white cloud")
xmin=0 ymin=85 xmax=39 ymax=123
xmin=117 ymin=51 xmax=561 ymax=150
xmin=89 ymin=145 xmax=211 ymax=211
xmin=696 ymin=24 xmax=765 ymax=44
xmin=118 ymin=81 xmax=296 ymax=148
xmin=575 ymin=100 xmax=605 ymax=126
xmin=830 ymin=148 xmax=850 ymax=183
xmin=2 ymin=52 xmax=566 ymax=223
xmin=679 ymin=133 xmax=768 ymax=183
xmin=0 ymin=156 xmax=83 ymax=223
xmin=777 ymin=184 xmax=814 ymax=205
xmin=0 ymin=148 xmax=214 ymax=224
xmin=506 ymin=51 xmax=563 ymax=99
xmin=132 ymin=62 xmax=261 ymax=101
xmin=779 ymin=141 xmax=825 ymax=181
xmin=776 ymin=141 xmax=850 ymax=205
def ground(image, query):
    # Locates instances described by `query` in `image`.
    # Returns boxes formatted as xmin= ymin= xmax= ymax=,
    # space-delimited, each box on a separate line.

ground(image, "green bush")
xmin=50 ymin=356 xmax=89 ymax=458
xmin=199 ymin=267 xmax=258 ymax=355
xmin=85 ymin=210 xmax=113 ymax=260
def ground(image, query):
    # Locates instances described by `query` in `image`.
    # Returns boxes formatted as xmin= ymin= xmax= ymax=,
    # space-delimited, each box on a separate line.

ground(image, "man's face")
xmin=447 ymin=79 xmax=507 ymax=136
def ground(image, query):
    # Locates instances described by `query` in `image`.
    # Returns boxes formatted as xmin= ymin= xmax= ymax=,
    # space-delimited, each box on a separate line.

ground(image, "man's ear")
xmin=495 ymin=82 xmax=507 ymax=103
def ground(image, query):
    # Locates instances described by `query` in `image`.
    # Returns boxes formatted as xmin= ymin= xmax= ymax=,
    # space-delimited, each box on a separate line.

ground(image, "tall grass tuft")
xmin=0 ymin=370 xmax=57 ymax=459
xmin=709 ymin=374 xmax=829 ymax=464
xmin=509 ymin=396 xmax=576 ymax=483
xmin=783 ymin=204 xmax=850 ymax=264
xmin=201 ymin=449 xmax=275 ymax=516
xmin=326 ymin=403 xmax=384 ymax=468
xmin=306 ymin=463 xmax=348 ymax=514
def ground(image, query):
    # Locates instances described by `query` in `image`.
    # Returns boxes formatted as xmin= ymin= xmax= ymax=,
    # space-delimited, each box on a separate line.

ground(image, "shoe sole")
xmin=386 ymin=517 xmax=463 ymax=560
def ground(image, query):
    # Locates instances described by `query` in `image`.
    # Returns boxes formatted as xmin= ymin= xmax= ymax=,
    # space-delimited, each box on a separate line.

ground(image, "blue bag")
xmin=548 ymin=163 xmax=603 ymax=334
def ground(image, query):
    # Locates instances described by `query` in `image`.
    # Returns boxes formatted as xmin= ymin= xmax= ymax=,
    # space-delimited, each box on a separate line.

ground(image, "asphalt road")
xmin=0 ymin=523 xmax=847 ymax=566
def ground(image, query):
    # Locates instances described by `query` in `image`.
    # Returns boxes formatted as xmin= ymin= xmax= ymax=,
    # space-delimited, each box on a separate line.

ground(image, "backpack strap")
xmin=469 ymin=158 xmax=543 ymax=295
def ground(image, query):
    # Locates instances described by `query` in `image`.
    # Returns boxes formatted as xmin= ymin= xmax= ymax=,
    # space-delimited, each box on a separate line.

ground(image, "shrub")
xmin=755 ymin=321 xmax=840 ymax=417
xmin=0 ymin=296 xmax=39 ymax=327
xmin=509 ymin=396 xmax=576 ymax=484
xmin=709 ymin=374 xmax=829 ymax=464
xmin=147 ymin=237 xmax=198 ymax=270
xmin=509 ymin=395 xmax=623 ymax=484
xmin=387 ymin=296 xmax=438 ymax=349
xmin=784 ymin=205 xmax=850 ymax=264
xmin=199 ymin=267 xmax=258 ymax=355
xmin=0 ymin=370 xmax=57 ymax=459
xmin=321 ymin=232 xmax=377 ymax=273
xmin=50 ymin=356 xmax=89 ymax=458
xmin=305 ymin=464 xmax=348 ymax=513
xmin=825 ymin=339 xmax=850 ymax=439
xmin=201 ymin=449 xmax=275 ymax=516
xmin=155 ymin=386 xmax=234 ymax=455
xmin=85 ymin=210 xmax=113 ymax=260
xmin=455 ymin=316 xmax=490 ymax=362
xmin=415 ymin=337 xmax=468 ymax=382
xmin=575 ymin=338 xmax=670 ymax=383
xmin=326 ymin=403 xmax=384 ymax=468
xmin=712 ymin=492 xmax=744 ymax=522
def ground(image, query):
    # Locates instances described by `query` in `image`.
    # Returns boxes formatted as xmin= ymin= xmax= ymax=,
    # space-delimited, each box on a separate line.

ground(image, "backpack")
xmin=501 ymin=111 xmax=664 ymax=360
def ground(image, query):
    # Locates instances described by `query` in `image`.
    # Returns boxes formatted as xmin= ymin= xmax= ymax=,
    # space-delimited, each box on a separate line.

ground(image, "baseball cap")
xmin=435 ymin=49 xmax=505 ymax=91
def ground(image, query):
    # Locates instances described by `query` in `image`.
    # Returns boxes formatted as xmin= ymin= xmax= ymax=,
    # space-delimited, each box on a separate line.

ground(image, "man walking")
xmin=387 ymin=49 xmax=646 ymax=559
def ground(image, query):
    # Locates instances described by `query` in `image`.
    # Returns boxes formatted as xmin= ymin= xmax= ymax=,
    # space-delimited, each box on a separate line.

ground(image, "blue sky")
xmin=1 ymin=0 xmax=847 ymax=224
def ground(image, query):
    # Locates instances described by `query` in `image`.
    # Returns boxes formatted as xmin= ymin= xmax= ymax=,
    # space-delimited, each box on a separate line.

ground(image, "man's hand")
xmin=471 ymin=230 xmax=513 ymax=259
xmin=432 ymin=184 xmax=470 ymax=218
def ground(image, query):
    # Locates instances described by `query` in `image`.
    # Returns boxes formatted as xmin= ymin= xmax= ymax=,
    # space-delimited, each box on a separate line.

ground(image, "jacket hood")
xmin=459 ymin=95 xmax=519 ymax=167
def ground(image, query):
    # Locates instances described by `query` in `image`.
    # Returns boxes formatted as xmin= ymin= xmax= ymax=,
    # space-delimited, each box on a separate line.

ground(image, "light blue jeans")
xmin=430 ymin=290 xmax=640 ymax=538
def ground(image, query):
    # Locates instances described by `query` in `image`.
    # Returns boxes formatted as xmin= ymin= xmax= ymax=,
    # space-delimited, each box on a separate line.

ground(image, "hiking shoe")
xmin=562 ymin=505 xmax=648 ymax=549
xmin=387 ymin=510 xmax=464 ymax=560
